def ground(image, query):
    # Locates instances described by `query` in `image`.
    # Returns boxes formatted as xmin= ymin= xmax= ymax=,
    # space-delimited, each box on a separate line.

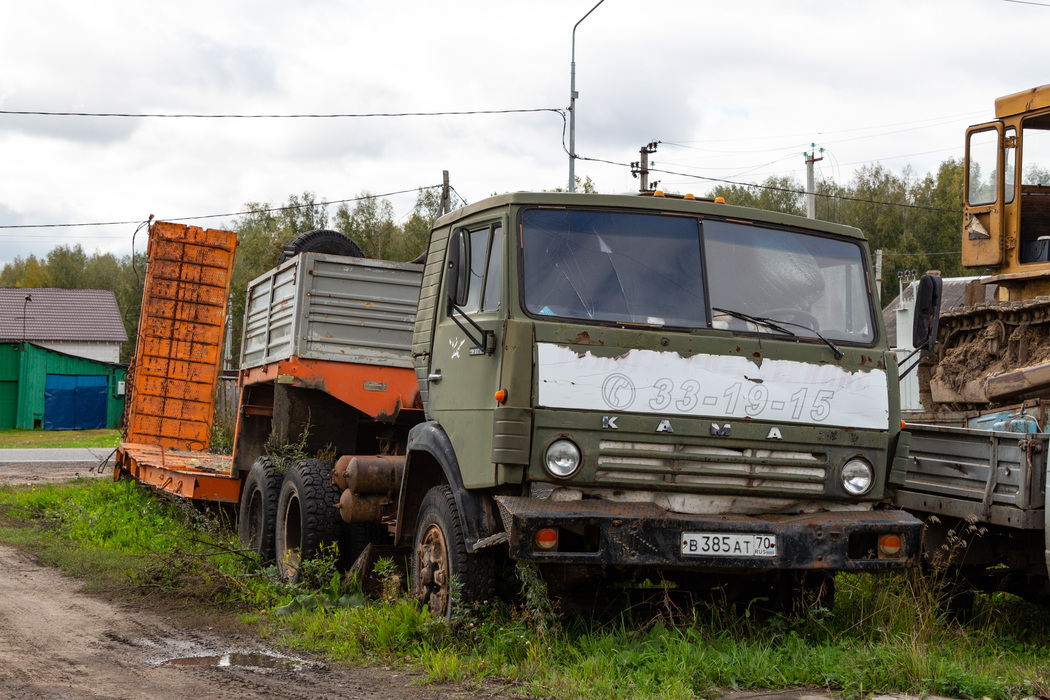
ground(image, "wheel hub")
xmin=416 ymin=523 xmax=449 ymax=614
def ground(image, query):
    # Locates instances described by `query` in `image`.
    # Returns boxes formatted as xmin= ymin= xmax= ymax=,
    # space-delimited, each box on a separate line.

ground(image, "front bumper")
xmin=493 ymin=496 xmax=921 ymax=571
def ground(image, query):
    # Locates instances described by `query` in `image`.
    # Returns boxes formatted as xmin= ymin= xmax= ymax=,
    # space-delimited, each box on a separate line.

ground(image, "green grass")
xmin=0 ymin=428 xmax=121 ymax=449
xmin=1 ymin=479 xmax=1049 ymax=699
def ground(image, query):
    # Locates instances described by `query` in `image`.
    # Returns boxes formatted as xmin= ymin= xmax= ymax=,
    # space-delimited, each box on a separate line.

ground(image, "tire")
xmin=411 ymin=485 xmax=495 ymax=618
xmin=275 ymin=459 xmax=343 ymax=583
xmin=277 ymin=229 xmax=364 ymax=265
xmin=237 ymin=456 xmax=283 ymax=562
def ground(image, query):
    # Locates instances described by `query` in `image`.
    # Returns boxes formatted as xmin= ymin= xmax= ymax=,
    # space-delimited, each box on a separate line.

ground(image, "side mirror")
xmin=446 ymin=229 xmax=469 ymax=307
xmin=911 ymin=274 xmax=942 ymax=351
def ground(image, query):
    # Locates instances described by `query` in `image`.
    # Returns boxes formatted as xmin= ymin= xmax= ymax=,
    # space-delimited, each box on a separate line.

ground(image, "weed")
xmin=4 ymin=480 xmax=1050 ymax=700
xmin=515 ymin=562 xmax=559 ymax=636
xmin=374 ymin=556 xmax=403 ymax=604
xmin=263 ymin=420 xmax=336 ymax=471
xmin=209 ymin=420 xmax=234 ymax=455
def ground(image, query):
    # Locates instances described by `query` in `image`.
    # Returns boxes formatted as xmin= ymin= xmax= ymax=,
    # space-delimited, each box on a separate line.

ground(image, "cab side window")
xmin=460 ymin=224 xmax=502 ymax=314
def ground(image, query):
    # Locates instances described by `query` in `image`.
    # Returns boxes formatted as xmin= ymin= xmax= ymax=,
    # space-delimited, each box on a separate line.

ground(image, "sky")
xmin=1 ymin=0 xmax=1048 ymax=269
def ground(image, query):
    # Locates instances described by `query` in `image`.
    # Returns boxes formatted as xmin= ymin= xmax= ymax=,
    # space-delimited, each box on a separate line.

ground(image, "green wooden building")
xmin=0 ymin=343 xmax=126 ymax=430
xmin=0 ymin=288 xmax=129 ymax=430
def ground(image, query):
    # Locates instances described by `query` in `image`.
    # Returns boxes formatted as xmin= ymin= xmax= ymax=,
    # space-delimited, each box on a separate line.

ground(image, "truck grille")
xmin=596 ymin=440 xmax=827 ymax=494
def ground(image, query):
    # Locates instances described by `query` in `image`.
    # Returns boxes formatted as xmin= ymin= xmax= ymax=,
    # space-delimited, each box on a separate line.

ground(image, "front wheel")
xmin=275 ymin=459 xmax=342 ymax=583
xmin=411 ymin=485 xmax=494 ymax=617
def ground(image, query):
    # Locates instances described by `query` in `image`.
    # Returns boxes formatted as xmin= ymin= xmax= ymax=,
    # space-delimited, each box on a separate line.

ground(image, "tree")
xmin=708 ymin=175 xmax=804 ymax=215
xmin=226 ymin=192 xmax=330 ymax=361
xmin=332 ymin=192 xmax=396 ymax=259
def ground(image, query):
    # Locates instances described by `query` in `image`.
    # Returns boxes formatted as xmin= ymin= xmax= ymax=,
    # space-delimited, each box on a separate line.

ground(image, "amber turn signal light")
xmin=536 ymin=528 xmax=558 ymax=550
xmin=878 ymin=533 xmax=903 ymax=557
xmin=495 ymin=389 xmax=507 ymax=403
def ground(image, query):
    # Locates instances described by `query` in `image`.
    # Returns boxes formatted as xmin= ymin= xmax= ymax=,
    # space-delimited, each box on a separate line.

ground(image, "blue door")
xmin=44 ymin=375 xmax=108 ymax=430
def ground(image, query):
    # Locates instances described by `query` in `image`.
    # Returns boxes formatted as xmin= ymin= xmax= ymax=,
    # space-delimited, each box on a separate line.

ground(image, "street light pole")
xmin=568 ymin=0 xmax=606 ymax=193
xmin=22 ymin=294 xmax=31 ymax=352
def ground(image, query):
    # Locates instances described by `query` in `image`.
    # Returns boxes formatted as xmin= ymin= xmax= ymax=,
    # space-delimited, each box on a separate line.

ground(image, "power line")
xmin=574 ymin=152 xmax=963 ymax=214
xmin=0 ymin=108 xmax=564 ymax=119
xmin=0 ymin=186 xmax=440 ymax=231
xmin=883 ymin=250 xmax=961 ymax=257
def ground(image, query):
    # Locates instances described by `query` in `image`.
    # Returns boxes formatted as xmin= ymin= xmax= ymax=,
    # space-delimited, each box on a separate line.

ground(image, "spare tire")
xmin=278 ymin=229 xmax=364 ymax=265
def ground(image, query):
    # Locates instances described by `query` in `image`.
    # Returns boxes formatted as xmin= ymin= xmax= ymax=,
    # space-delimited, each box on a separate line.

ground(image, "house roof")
xmin=0 ymin=288 xmax=128 ymax=343
xmin=882 ymin=276 xmax=995 ymax=347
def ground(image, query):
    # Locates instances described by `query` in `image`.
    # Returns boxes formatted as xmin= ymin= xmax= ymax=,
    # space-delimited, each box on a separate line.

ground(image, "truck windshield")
xmin=521 ymin=208 xmax=876 ymax=344
xmin=521 ymin=209 xmax=706 ymax=327
xmin=704 ymin=220 xmax=875 ymax=344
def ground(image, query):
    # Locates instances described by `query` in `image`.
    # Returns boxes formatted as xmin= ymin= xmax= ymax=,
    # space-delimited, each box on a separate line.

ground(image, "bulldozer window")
xmin=968 ymin=128 xmax=1000 ymax=206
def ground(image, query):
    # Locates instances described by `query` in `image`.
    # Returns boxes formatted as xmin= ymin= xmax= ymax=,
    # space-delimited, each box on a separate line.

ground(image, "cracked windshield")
xmin=521 ymin=208 xmax=875 ymax=344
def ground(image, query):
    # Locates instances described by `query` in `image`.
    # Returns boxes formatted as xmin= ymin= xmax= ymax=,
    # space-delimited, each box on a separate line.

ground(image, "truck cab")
xmin=404 ymin=192 xmax=919 ymax=610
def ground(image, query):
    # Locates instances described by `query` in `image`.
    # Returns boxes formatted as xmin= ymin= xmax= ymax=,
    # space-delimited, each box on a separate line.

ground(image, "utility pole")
xmin=440 ymin=170 xmax=451 ymax=216
xmin=568 ymin=0 xmax=606 ymax=193
xmin=804 ymin=143 xmax=824 ymax=219
xmin=631 ymin=141 xmax=659 ymax=192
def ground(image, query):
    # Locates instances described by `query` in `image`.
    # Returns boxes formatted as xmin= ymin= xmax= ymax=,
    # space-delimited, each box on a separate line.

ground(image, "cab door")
xmin=962 ymin=122 xmax=1005 ymax=267
xmin=426 ymin=222 xmax=505 ymax=489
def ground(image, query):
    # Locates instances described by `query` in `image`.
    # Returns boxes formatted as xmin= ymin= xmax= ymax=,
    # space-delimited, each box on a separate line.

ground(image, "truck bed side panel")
xmin=241 ymin=253 xmax=422 ymax=371
xmin=896 ymin=423 xmax=1047 ymax=529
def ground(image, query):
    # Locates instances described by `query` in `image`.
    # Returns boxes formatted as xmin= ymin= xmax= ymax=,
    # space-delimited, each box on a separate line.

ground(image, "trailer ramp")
xmin=115 ymin=221 xmax=240 ymax=502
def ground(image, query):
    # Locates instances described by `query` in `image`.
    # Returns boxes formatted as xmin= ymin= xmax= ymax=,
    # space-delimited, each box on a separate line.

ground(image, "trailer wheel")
xmin=275 ymin=459 xmax=342 ymax=583
xmin=237 ymin=456 xmax=283 ymax=562
xmin=411 ymin=485 xmax=495 ymax=617
xmin=277 ymin=229 xmax=364 ymax=265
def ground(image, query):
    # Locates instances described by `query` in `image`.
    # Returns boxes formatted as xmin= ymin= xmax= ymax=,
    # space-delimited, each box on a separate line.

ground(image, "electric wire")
xmin=573 ymin=153 xmax=963 ymax=214
xmin=0 ymin=186 xmax=441 ymax=231
xmin=0 ymin=108 xmax=565 ymax=119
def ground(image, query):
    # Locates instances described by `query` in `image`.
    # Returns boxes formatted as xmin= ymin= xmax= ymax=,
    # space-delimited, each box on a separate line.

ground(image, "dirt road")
xmin=0 ymin=543 xmax=460 ymax=699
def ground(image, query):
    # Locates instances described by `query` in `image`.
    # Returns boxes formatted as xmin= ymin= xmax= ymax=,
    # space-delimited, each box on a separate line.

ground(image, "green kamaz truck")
xmin=118 ymin=192 xmax=922 ymax=616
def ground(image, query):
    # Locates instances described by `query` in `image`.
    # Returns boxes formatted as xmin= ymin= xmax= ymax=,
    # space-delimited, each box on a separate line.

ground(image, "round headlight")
xmin=841 ymin=458 xmax=874 ymax=496
xmin=545 ymin=439 xmax=581 ymax=478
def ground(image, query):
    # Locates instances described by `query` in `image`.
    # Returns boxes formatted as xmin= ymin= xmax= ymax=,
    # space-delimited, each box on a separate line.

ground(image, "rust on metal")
xmin=240 ymin=356 xmax=422 ymax=420
xmin=337 ymin=489 xmax=388 ymax=523
xmin=346 ymin=456 xmax=405 ymax=494
xmin=115 ymin=443 xmax=239 ymax=503
xmin=123 ymin=222 xmax=238 ymax=451
xmin=493 ymin=495 xmax=922 ymax=571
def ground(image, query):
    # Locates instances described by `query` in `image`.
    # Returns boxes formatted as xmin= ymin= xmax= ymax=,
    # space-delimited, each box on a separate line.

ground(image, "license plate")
xmin=681 ymin=532 xmax=777 ymax=557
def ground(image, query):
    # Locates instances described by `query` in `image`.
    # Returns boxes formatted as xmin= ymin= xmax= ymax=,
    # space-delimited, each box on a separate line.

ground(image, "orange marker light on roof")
xmin=653 ymin=190 xmax=665 ymax=197
xmin=684 ymin=193 xmax=695 ymax=200
xmin=715 ymin=196 xmax=726 ymax=204
xmin=495 ymin=389 xmax=507 ymax=404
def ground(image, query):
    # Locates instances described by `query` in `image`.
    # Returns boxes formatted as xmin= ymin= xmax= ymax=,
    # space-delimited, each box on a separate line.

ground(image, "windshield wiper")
xmin=711 ymin=307 xmax=844 ymax=360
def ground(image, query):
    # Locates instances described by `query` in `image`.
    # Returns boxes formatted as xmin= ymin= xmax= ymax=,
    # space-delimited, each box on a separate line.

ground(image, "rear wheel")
xmin=411 ymin=485 xmax=495 ymax=617
xmin=275 ymin=459 xmax=342 ymax=582
xmin=237 ymin=456 xmax=283 ymax=561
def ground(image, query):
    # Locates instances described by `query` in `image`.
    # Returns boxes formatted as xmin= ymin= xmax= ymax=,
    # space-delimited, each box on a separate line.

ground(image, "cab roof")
xmin=435 ymin=191 xmax=868 ymax=242
xmin=996 ymin=84 xmax=1050 ymax=119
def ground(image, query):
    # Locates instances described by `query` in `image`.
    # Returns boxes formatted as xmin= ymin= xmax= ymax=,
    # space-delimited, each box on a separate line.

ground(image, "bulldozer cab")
xmin=963 ymin=85 xmax=1050 ymax=299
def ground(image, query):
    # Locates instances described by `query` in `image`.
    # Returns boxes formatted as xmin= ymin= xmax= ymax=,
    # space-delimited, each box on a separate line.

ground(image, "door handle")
xmin=428 ymin=371 xmax=442 ymax=383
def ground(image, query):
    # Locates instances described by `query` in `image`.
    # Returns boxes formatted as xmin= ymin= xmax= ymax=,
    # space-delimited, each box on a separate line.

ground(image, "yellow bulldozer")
xmin=922 ymin=84 xmax=1050 ymax=410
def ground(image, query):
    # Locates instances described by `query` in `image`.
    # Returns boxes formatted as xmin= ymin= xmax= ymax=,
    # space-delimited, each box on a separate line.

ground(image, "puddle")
xmin=161 ymin=652 xmax=306 ymax=670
